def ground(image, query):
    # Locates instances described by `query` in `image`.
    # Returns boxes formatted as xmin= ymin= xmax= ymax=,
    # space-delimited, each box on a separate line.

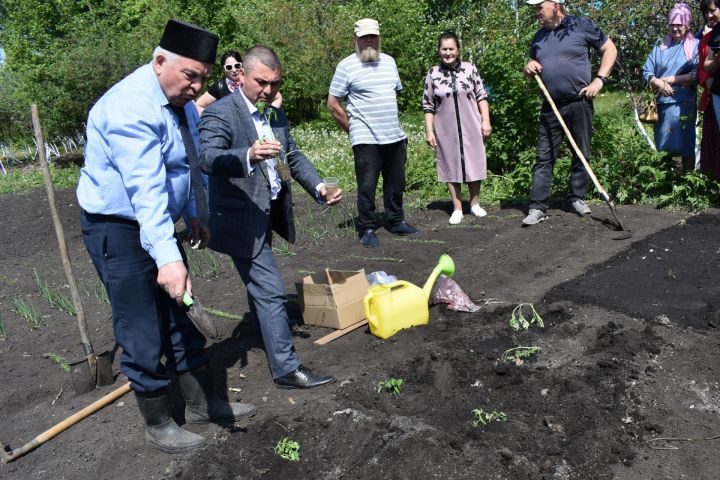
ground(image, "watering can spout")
xmin=422 ymin=254 xmax=455 ymax=299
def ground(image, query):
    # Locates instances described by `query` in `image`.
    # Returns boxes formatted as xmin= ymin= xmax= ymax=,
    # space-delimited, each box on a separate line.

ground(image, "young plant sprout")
xmin=509 ymin=303 xmax=544 ymax=331
xmin=45 ymin=352 xmax=71 ymax=373
xmin=500 ymin=346 xmax=542 ymax=363
xmin=471 ymin=408 xmax=508 ymax=427
xmin=255 ymin=102 xmax=292 ymax=181
xmin=275 ymin=437 xmax=300 ymax=461
xmin=377 ymin=378 xmax=405 ymax=395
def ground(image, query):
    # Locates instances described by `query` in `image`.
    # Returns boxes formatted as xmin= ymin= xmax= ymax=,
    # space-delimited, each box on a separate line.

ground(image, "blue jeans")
xmin=529 ymin=98 xmax=594 ymax=212
xmin=80 ymin=211 xmax=207 ymax=393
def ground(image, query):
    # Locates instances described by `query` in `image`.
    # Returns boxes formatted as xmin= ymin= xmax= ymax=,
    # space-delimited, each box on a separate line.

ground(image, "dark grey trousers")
xmin=529 ymin=98 xmax=594 ymax=212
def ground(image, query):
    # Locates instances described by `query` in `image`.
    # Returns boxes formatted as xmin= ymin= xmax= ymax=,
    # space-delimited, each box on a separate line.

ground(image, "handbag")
xmin=639 ymin=96 xmax=658 ymax=123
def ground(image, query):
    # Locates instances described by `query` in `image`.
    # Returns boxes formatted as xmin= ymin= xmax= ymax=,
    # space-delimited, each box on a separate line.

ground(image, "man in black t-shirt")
xmin=522 ymin=0 xmax=617 ymax=226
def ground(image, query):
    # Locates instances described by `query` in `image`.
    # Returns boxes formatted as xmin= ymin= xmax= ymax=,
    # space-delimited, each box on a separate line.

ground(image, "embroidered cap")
xmin=159 ymin=19 xmax=219 ymax=64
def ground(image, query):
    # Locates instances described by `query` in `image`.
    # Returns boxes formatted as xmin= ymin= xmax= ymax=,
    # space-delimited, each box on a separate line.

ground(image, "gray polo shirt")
xmin=530 ymin=15 xmax=608 ymax=102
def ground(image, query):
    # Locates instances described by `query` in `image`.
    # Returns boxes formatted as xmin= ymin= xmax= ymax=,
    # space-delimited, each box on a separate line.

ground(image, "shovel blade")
xmin=187 ymin=300 xmax=220 ymax=339
xmin=70 ymin=359 xmax=96 ymax=396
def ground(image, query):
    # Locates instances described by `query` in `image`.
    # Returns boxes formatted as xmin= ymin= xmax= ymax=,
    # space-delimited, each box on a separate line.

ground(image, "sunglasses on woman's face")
xmin=224 ymin=63 xmax=242 ymax=71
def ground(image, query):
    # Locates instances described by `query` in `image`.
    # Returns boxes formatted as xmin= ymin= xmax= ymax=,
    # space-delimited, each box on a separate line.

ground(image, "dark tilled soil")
xmin=2 ymin=188 xmax=719 ymax=480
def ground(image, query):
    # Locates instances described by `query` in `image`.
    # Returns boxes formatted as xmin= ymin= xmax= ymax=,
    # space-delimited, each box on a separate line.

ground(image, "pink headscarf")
xmin=661 ymin=3 xmax=695 ymax=60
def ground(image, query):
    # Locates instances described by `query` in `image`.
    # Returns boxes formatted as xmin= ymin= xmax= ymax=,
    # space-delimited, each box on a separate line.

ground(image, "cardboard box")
xmin=297 ymin=269 xmax=370 ymax=329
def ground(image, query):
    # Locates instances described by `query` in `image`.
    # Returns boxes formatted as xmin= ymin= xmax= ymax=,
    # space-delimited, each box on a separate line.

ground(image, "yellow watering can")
xmin=364 ymin=254 xmax=455 ymax=339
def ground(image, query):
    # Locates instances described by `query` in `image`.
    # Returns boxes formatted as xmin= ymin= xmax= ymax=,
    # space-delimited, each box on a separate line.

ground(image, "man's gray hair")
xmin=152 ymin=46 xmax=180 ymax=65
xmin=243 ymin=45 xmax=281 ymax=72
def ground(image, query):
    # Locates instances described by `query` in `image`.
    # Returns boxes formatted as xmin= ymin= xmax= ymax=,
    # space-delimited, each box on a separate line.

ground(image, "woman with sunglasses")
xmin=195 ymin=50 xmax=282 ymax=114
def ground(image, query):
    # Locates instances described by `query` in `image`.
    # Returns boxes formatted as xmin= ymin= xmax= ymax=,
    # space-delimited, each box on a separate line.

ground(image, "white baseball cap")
xmin=526 ymin=0 xmax=564 ymax=4
xmin=354 ymin=18 xmax=380 ymax=37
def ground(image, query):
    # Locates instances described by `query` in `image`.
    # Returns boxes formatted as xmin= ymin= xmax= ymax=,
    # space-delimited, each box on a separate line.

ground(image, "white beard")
xmin=357 ymin=46 xmax=380 ymax=63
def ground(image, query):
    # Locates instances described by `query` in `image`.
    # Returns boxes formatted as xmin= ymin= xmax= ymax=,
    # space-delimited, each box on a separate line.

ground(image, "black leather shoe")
xmin=389 ymin=221 xmax=418 ymax=235
xmin=361 ymin=229 xmax=379 ymax=247
xmin=274 ymin=365 xmax=336 ymax=389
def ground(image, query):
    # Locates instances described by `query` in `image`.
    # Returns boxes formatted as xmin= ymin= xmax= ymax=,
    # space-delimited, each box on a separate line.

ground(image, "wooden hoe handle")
xmin=1 ymin=383 xmax=132 ymax=464
xmin=533 ymin=76 xmax=611 ymax=202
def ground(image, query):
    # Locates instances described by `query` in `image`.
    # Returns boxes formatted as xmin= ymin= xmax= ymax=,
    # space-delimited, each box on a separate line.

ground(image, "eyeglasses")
xmin=224 ymin=63 xmax=242 ymax=71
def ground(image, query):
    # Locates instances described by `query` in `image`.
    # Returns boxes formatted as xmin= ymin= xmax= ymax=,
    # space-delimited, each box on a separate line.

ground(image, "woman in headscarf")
xmin=642 ymin=3 xmax=699 ymax=171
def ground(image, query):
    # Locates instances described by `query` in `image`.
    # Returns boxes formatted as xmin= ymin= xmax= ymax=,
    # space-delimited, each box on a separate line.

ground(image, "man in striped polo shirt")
xmin=328 ymin=18 xmax=418 ymax=247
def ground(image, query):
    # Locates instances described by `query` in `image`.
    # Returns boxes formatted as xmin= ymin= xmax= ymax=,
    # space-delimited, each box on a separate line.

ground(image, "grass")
xmin=186 ymin=247 xmax=221 ymax=279
xmin=45 ymin=352 xmax=71 ymax=373
xmin=79 ymin=277 xmax=110 ymax=304
xmin=350 ymin=255 xmax=404 ymax=264
xmin=272 ymin=238 xmax=296 ymax=257
xmin=34 ymin=268 xmax=76 ymax=315
xmin=0 ymin=311 xmax=7 ymax=339
xmin=12 ymin=296 xmax=44 ymax=330
xmin=0 ymin=163 xmax=80 ymax=194
xmin=397 ymin=238 xmax=446 ymax=245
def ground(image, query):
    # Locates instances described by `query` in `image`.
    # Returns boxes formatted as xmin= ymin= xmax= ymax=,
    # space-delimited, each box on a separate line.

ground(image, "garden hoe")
xmin=534 ymin=76 xmax=631 ymax=239
xmin=0 ymin=382 xmax=131 ymax=464
xmin=31 ymin=105 xmax=113 ymax=395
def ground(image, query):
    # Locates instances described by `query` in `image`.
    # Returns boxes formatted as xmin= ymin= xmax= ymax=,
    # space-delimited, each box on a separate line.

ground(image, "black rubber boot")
xmin=178 ymin=366 xmax=256 ymax=424
xmin=135 ymin=391 xmax=207 ymax=453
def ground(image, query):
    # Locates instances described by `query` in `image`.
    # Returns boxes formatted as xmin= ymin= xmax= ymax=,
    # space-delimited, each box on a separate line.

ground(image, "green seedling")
xmin=204 ymin=306 xmax=244 ymax=322
xmin=350 ymin=255 xmax=404 ymax=264
xmin=45 ymin=352 xmax=71 ymax=373
xmin=255 ymin=101 xmax=278 ymax=123
xmin=34 ymin=269 xmax=76 ymax=315
xmin=79 ymin=277 xmax=109 ymax=304
xmin=377 ymin=378 xmax=404 ymax=395
xmin=272 ymin=239 xmax=296 ymax=257
xmin=275 ymin=437 xmax=300 ymax=461
xmin=187 ymin=248 xmax=220 ymax=279
xmin=500 ymin=346 xmax=542 ymax=363
xmin=12 ymin=297 xmax=44 ymax=330
xmin=509 ymin=303 xmax=544 ymax=331
xmin=398 ymin=238 xmax=446 ymax=245
xmin=471 ymin=408 xmax=508 ymax=427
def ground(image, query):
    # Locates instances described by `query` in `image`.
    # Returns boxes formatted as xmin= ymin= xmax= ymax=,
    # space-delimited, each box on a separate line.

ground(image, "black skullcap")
xmin=159 ymin=19 xmax=219 ymax=64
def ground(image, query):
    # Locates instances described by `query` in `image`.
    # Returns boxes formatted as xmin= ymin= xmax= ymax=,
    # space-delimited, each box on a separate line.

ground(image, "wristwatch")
xmin=596 ymin=75 xmax=608 ymax=83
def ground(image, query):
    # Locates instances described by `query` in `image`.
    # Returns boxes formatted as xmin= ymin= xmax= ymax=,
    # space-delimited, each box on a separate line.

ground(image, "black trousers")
xmin=80 ymin=211 xmax=207 ymax=393
xmin=529 ymin=98 xmax=594 ymax=212
xmin=352 ymin=140 xmax=407 ymax=232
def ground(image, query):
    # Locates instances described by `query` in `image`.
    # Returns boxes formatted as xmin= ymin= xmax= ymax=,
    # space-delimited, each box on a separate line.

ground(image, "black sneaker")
xmin=361 ymin=229 xmax=379 ymax=247
xmin=389 ymin=221 xmax=418 ymax=235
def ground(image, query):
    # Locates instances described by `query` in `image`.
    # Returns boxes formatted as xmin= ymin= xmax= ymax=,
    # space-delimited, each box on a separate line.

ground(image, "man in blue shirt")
xmin=522 ymin=0 xmax=617 ymax=226
xmin=77 ymin=19 xmax=255 ymax=453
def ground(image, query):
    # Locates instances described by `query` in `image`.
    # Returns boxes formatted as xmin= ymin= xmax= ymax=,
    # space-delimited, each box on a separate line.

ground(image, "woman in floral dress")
xmin=423 ymin=31 xmax=492 ymax=224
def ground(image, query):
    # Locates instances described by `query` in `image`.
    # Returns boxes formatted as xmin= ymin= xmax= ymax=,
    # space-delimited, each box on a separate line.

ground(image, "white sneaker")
xmin=522 ymin=209 xmax=548 ymax=226
xmin=470 ymin=204 xmax=487 ymax=217
xmin=571 ymin=199 xmax=591 ymax=215
xmin=449 ymin=210 xmax=463 ymax=225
